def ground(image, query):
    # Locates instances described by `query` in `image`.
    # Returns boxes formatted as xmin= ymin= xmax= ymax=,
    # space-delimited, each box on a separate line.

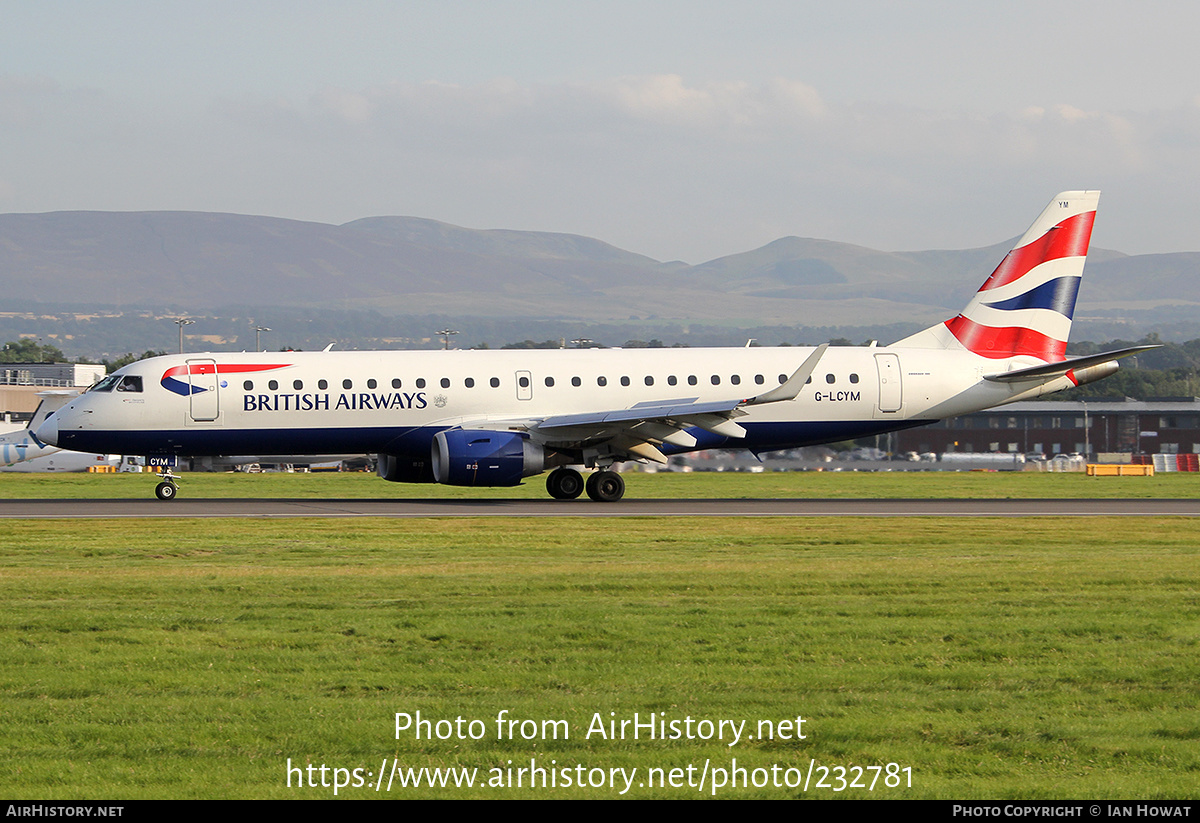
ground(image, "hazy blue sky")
xmin=3 ymin=1 xmax=1199 ymax=262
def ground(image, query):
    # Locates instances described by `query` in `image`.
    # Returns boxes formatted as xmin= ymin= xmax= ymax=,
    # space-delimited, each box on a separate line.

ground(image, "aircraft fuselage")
xmin=44 ymin=344 xmax=1047 ymax=459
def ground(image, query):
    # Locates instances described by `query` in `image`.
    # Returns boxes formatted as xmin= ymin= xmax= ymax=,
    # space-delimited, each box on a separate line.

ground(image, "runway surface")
xmin=1 ymin=497 xmax=1197 ymax=518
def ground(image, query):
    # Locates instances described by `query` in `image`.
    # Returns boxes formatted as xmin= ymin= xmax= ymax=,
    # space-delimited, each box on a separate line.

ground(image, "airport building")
xmin=893 ymin=398 xmax=1200 ymax=460
xmin=0 ymin=363 xmax=105 ymax=419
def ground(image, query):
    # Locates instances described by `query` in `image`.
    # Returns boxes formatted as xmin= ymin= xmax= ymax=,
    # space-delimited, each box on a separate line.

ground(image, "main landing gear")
xmin=545 ymin=468 xmax=625 ymax=502
xmin=585 ymin=470 xmax=625 ymax=502
xmin=546 ymin=467 xmax=585 ymax=500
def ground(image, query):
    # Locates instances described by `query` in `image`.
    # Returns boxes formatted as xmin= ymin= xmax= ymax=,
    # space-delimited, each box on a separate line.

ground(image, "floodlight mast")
xmin=174 ymin=319 xmax=195 ymax=354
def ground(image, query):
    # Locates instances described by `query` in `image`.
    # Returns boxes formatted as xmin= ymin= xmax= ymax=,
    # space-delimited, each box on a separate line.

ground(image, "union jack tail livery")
xmin=895 ymin=191 xmax=1099 ymax=362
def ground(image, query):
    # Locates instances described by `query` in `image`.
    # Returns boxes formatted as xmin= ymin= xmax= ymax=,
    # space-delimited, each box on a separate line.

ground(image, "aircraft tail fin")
xmin=893 ymin=191 xmax=1100 ymax=361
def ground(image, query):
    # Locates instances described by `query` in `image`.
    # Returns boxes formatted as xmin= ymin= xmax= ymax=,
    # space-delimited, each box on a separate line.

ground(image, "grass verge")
xmin=2 ymin=517 xmax=1198 ymax=798
xmin=0 ymin=468 xmax=1198 ymax=499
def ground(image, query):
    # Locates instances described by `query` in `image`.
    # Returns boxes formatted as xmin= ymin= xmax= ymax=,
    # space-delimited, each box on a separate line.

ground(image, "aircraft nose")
xmin=36 ymin=412 xmax=59 ymax=447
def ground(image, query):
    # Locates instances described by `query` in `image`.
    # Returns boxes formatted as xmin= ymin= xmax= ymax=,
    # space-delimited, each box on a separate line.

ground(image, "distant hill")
xmin=0 ymin=211 xmax=1194 ymax=328
xmin=344 ymin=215 xmax=670 ymax=268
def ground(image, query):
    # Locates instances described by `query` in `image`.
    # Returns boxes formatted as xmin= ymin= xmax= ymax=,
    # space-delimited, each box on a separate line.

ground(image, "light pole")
xmin=437 ymin=329 xmax=458 ymax=350
xmin=1083 ymin=400 xmax=1090 ymax=459
xmin=174 ymin=319 xmax=194 ymax=354
xmin=255 ymin=326 xmax=271 ymax=352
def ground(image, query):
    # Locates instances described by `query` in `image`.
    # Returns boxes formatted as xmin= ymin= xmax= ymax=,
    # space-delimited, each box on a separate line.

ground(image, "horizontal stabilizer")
xmin=983 ymin=345 xmax=1159 ymax=383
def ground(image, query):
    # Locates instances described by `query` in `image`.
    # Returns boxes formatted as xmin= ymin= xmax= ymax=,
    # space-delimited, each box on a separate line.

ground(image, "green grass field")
xmin=2 ymin=511 xmax=1198 ymax=799
xmin=1 ymin=467 xmax=1197 ymax=499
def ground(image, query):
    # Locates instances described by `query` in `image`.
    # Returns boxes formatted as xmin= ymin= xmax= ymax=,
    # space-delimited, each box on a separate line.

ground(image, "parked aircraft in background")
xmin=0 ymin=449 xmax=119 ymax=473
xmin=1 ymin=392 xmax=85 ymax=468
xmin=0 ymin=391 xmax=119 ymax=472
xmin=38 ymin=192 xmax=1151 ymax=501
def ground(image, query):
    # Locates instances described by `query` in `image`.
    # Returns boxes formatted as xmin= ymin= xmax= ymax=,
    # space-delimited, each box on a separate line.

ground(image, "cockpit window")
xmin=116 ymin=375 xmax=143 ymax=393
xmin=89 ymin=375 xmax=121 ymax=393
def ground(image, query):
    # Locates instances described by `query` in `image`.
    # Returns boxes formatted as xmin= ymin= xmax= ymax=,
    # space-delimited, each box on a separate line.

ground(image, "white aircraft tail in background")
xmin=39 ymin=191 xmax=1152 ymax=501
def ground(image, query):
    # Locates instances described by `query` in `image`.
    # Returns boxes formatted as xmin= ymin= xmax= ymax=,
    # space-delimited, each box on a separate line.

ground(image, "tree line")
xmin=0 ymin=339 xmax=167 ymax=372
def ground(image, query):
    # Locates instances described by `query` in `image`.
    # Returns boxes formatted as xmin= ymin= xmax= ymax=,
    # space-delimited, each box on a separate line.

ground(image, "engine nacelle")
xmin=376 ymin=453 xmax=435 ymax=483
xmin=431 ymin=430 xmax=545 ymax=487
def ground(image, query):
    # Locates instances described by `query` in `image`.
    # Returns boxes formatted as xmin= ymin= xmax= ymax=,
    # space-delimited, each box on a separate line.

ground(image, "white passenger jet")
xmin=38 ymin=191 xmax=1151 ymax=501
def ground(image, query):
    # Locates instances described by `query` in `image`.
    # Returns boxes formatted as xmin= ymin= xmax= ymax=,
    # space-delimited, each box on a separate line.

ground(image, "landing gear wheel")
xmin=546 ymin=468 xmax=585 ymax=500
xmin=155 ymin=481 xmax=178 ymax=501
xmin=585 ymin=470 xmax=625 ymax=502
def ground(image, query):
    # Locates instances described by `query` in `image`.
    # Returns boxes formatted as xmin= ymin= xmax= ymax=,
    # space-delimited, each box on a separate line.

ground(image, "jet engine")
xmin=376 ymin=453 xmax=435 ymax=483
xmin=431 ymin=429 xmax=546 ymax=487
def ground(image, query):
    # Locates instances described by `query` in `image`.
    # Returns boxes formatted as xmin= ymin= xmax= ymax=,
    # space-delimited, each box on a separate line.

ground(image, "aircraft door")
xmin=874 ymin=353 xmax=902 ymax=414
xmin=187 ymin=358 xmax=220 ymax=421
xmin=515 ymin=370 xmax=533 ymax=401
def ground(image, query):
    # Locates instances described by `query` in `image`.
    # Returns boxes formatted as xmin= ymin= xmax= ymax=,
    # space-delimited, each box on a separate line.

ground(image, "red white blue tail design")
xmin=894 ymin=191 xmax=1099 ymax=361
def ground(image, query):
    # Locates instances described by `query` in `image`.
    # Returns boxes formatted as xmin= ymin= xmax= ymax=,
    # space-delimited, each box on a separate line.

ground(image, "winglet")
xmin=744 ymin=343 xmax=828 ymax=406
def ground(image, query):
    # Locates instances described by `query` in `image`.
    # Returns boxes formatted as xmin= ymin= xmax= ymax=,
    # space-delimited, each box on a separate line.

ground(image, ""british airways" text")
xmin=243 ymin=392 xmax=428 ymax=412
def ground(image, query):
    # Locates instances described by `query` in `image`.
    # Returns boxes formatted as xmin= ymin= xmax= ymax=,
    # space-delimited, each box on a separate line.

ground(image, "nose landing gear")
xmin=154 ymin=469 xmax=180 ymax=501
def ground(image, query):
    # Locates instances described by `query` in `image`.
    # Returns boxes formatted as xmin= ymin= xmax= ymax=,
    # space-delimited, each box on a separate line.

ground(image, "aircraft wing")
xmin=504 ymin=344 xmax=829 ymax=464
xmin=531 ymin=398 xmax=748 ymax=459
